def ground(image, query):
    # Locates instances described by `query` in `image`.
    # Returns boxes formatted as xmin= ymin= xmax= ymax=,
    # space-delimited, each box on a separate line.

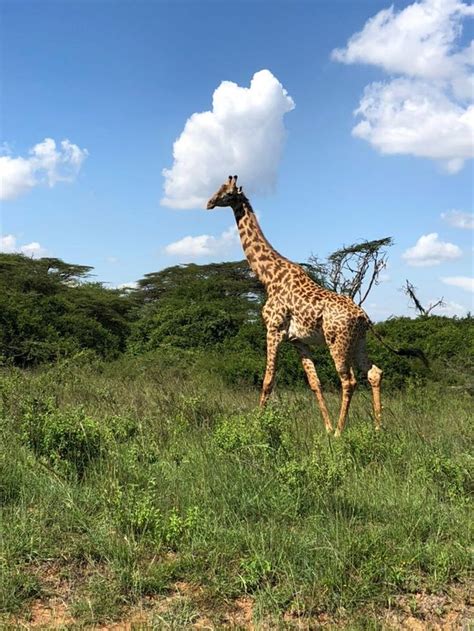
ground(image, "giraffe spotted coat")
xmin=207 ymin=176 xmax=383 ymax=436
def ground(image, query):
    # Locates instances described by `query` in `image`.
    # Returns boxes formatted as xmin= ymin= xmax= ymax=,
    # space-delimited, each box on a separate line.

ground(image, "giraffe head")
xmin=206 ymin=175 xmax=244 ymax=209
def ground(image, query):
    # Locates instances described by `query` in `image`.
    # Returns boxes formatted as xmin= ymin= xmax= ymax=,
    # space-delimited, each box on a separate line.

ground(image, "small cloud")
xmin=0 ymin=234 xmax=47 ymax=257
xmin=106 ymin=256 xmax=119 ymax=264
xmin=164 ymin=225 xmax=239 ymax=261
xmin=0 ymin=137 xmax=88 ymax=201
xmin=366 ymin=302 xmax=394 ymax=319
xmin=441 ymin=210 xmax=474 ymax=230
xmin=161 ymin=69 xmax=295 ymax=209
xmin=402 ymin=233 xmax=462 ymax=266
xmin=116 ymin=281 xmax=138 ymax=290
xmin=431 ymin=300 xmax=469 ymax=317
xmin=441 ymin=276 xmax=474 ymax=293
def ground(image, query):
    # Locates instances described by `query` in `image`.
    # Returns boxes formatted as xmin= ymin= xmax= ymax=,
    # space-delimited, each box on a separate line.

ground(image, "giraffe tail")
xmin=368 ymin=321 xmax=429 ymax=367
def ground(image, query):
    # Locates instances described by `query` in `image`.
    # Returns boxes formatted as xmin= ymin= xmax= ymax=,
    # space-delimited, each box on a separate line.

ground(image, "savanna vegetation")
xmin=0 ymin=251 xmax=472 ymax=628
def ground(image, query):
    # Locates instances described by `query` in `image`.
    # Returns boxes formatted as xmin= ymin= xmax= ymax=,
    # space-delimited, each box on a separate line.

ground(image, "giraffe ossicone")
xmin=206 ymin=176 xmax=385 ymax=435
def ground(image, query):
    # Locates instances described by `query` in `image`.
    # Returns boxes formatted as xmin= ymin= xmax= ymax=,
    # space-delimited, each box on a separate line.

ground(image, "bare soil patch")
xmin=9 ymin=565 xmax=473 ymax=630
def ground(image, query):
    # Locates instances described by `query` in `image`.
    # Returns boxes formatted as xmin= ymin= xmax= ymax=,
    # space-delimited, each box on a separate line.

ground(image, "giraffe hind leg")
xmin=333 ymin=363 xmax=357 ymax=437
xmin=355 ymin=338 xmax=383 ymax=430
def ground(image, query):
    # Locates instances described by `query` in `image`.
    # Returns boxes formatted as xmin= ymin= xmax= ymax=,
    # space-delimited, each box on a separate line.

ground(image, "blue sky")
xmin=1 ymin=0 xmax=473 ymax=319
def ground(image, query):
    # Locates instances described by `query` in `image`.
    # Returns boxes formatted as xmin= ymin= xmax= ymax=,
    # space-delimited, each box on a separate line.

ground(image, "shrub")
xmin=422 ymin=451 xmax=473 ymax=501
xmin=239 ymin=555 xmax=275 ymax=592
xmin=21 ymin=398 xmax=107 ymax=477
xmin=214 ymin=406 xmax=291 ymax=454
xmin=109 ymin=477 xmax=203 ymax=550
xmin=279 ymin=438 xmax=350 ymax=499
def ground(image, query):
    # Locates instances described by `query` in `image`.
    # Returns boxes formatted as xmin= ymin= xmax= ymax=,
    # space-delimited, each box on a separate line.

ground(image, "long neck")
xmin=232 ymin=199 xmax=287 ymax=285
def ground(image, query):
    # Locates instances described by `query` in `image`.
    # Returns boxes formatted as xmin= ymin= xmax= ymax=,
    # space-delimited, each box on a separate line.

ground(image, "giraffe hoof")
xmin=334 ymin=429 xmax=341 ymax=438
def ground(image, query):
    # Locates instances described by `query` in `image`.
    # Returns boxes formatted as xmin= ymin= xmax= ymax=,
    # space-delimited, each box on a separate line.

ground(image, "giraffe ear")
xmin=238 ymin=186 xmax=243 ymax=194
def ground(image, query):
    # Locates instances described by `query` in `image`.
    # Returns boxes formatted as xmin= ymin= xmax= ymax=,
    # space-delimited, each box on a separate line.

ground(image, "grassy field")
xmin=0 ymin=353 xmax=472 ymax=629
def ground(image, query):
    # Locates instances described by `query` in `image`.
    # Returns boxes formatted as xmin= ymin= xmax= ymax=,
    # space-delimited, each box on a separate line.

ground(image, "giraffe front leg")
xmin=293 ymin=342 xmax=333 ymax=433
xmin=259 ymin=329 xmax=286 ymax=407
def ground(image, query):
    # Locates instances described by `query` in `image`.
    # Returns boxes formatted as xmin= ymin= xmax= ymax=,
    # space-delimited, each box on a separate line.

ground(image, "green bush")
xmin=422 ymin=451 xmax=473 ymax=501
xmin=20 ymin=398 xmax=108 ymax=476
xmin=239 ymin=555 xmax=275 ymax=593
xmin=279 ymin=437 xmax=350 ymax=500
xmin=214 ymin=406 xmax=291 ymax=454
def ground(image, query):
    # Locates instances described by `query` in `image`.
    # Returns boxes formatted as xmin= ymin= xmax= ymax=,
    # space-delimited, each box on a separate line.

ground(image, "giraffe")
xmin=206 ymin=175 xmax=385 ymax=436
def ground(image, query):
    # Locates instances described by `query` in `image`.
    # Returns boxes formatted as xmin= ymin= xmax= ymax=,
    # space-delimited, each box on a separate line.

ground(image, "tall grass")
xmin=0 ymin=353 xmax=472 ymax=627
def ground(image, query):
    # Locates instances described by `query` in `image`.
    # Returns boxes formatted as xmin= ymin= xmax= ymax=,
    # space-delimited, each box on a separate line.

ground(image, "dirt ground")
xmin=9 ymin=581 xmax=473 ymax=630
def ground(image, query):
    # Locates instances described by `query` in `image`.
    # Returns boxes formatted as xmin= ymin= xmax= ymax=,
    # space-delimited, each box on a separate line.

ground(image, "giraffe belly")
xmin=288 ymin=317 xmax=325 ymax=346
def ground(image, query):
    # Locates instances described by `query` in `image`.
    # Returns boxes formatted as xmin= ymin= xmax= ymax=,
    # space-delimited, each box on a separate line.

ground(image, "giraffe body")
xmin=207 ymin=176 xmax=383 ymax=435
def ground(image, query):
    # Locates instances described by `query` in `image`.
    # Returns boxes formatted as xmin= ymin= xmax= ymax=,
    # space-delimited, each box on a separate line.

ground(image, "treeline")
xmin=1 ymin=253 xmax=472 ymax=389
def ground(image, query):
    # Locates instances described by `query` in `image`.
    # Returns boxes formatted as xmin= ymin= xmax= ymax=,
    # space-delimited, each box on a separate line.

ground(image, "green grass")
xmin=0 ymin=354 xmax=472 ymax=628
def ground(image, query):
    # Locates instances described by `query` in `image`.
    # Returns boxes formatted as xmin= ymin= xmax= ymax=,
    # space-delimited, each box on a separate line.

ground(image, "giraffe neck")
xmin=232 ymin=199 xmax=286 ymax=285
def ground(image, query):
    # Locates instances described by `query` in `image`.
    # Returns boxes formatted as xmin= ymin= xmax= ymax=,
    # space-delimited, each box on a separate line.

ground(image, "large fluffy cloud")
xmin=332 ymin=0 xmax=474 ymax=172
xmin=161 ymin=70 xmax=295 ymax=209
xmin=402 ymin=232 xmax=462 ymax=266
xmin=352 ymin=78 xmax=473 ymax=173
xmin=0 ymin=138 xmax=88 ymax=200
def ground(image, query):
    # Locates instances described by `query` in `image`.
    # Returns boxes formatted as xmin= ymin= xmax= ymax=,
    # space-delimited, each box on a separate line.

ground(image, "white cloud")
xmin=161 ymin=69 xmax=295 ymax=209
xmin=0 ymin=234 xmax=46 ymax=257
xmin=332 ymin=0 xmax=473 ymax=91
xmin=352 ymin=78 xmax=474 ymax=172
xmin=116 ymin=281 xmax=138 ymax=290
xmin=0 ymin=138 xmax=88 ymax=200
xmin=402 ymin=232 xmax=462 ymax=266
xmin=431 ymin=299 xmax=469 ymax=316
xmin=441 ymin=209 xmax=474 ymax=229
xmin=441 ymin=275 xmax=474 ymax=292
xmin=332 ymin=0 xmax=474 ymax=172
xmin=164 ymin=225 xmax=239 ymax=261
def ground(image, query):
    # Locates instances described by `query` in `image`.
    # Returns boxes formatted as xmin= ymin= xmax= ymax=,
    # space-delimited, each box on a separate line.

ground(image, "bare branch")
xmin=402 ymin=279 xmax=445 ymax=317
xmin=402 ymin=279 xmax=427 ymax=315
xmin=308 ymin=237 xmax=393 ymax=304
xmin=425 ymin=297 xmax=446 ymax=315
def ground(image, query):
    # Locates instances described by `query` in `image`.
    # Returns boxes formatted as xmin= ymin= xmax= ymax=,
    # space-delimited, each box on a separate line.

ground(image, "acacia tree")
xmin=128 ymin=261 xmax=266 ymax=352
xmin=401 ymin=279 xmax=445 ymax=317
xmin=307 ymin=237 xmax=393 ymax=305
xmin=0 ymin=253 xmax=131 ymax=365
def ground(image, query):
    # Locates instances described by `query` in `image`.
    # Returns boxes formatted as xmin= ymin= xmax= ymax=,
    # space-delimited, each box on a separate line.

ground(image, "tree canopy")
xmin=0 ymin=254 xmax=131 ymax=365
xmin=1 ymin=252 xmax=471 ymax=392
xmin=308 ymin=237 xmax=393 ymax=305
xmin=128 ymin=261 xmax=265 ymax=352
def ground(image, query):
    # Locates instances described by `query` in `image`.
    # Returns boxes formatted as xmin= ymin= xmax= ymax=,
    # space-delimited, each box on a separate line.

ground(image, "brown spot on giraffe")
xmin=206 ymin=175 xmax=383 ymax=435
